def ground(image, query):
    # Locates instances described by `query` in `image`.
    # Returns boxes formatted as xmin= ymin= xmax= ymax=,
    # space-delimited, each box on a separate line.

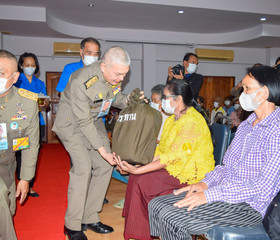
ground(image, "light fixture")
xmin=88 ymin=0 xmax=94 ymax=7
xmin=178 ymin=10 xmax=184 ymax=14
xmin=260 ymin=17 xmax=267 ymax=21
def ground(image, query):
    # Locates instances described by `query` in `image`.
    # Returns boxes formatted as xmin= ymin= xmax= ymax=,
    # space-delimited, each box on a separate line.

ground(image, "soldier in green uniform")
xmin=0 ymin=50 xmax=39 ymax=239
xmin=53 ymin=46 xmax=131 ymax=240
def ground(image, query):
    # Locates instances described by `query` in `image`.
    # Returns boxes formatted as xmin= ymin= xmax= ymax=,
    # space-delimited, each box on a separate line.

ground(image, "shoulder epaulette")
xmin=84 ymin=75 xmax=99 ymax=89
xmin=18 ymin=88 xmax=38 ymax=101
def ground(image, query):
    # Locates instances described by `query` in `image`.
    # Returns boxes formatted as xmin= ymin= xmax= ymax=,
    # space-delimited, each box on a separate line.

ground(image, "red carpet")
xmin=14 ymin=143 xmax=70 ymax=240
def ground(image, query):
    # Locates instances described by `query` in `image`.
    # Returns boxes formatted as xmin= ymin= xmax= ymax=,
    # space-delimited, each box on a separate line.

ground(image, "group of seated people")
xmin=113 ymin=65 xmax=280 ymax=240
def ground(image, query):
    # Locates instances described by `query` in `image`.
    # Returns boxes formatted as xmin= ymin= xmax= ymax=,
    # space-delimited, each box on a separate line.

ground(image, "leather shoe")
xmin=28 ymin=191 xmax=39 ymax=197
xmin=64 ymin=226 xmax=87 ymax=240
xmin=81 ymin=222 xmax=114 ymax=234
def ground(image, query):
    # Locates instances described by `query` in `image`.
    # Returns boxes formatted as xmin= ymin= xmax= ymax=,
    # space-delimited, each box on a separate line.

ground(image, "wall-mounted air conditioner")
xmin=195 ymin=48 xmax=234 ymax=62
xmin=53 ymin=42 xmax=80 ymax=56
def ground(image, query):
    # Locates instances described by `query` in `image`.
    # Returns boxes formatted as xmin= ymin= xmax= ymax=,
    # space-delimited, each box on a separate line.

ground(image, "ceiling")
xmin=1 ymin=0 xmax=280 ymax=48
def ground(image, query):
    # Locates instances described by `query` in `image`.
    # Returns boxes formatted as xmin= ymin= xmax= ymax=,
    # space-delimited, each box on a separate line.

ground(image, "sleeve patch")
xmin=84 ymin=76 xmax=98 ymax=89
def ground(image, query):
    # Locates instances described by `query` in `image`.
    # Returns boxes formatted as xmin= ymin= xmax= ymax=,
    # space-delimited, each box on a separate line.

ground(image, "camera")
xmin=172 ymin=64 xmax=184 ymax=75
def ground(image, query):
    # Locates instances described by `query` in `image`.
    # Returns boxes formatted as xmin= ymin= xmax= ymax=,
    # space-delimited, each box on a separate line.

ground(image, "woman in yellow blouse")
xmin=115 ymin=79 xmax=215 ymax=240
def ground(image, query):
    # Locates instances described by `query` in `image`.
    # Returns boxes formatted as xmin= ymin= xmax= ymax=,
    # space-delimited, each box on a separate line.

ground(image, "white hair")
xmin=102 ymin=46 xmax=131 ymax=67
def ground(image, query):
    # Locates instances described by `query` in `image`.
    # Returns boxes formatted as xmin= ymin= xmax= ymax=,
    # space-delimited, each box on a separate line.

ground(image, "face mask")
xmin=224 ymin=100 xmax=231 ymax=106
xmin=162 ymin=99 xmax=175 ymax=114
xmin=0 ymin=72 xmax=15 ymax=95
xmin=23 ymin=67 xmax=35 ymax=76
xmin=234 ymin=104 xmax=240 ymax=110
xmin=150 ymin=101 xmax=160 ymax=111
xmin=213 ymin=101 xmax=219 ymax=108
xmin=239 ymin=88 xmax=263 ymax=111
xmin=186 ymin=63 xmax=198 ymax=74
xmin=83 ymin=55 xmax=98 ymax=66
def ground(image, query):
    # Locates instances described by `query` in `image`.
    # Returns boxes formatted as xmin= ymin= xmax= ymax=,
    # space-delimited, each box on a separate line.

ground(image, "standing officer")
xmin=53 ymin=46 xmax=131 ymax=240
xmin=0 ymin=50 xmax=39 ymax=239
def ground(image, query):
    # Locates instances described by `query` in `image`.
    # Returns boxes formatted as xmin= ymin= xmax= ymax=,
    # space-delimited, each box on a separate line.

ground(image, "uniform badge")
xmin=17 ymin=101 xmax=25 ymax=114
xmin=99 ymin=93 xmax=103 ymax=99
xmin=84 ymin=76 xmax=98 ymax=89
xmin=10 ymin=122 xmax=18 ymax=130
xmin=113 ymin=85 xmax=121 ymax=95
xmin=18 ymin=89 xmax=38 ymax=101
xmin=11 ymin=115 xmax=27 ymax=120
xmin=13 ymin=136 xmax=30 ymax=151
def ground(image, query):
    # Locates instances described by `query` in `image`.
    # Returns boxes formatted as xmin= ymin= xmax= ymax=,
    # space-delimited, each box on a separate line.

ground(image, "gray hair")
xmin=151 ymin=84 xmax=165 ymax=100
xmin=0 ymin=50 xmax=18 ymax=71
xmin=102 ymin=46 xmax=130 ymax=67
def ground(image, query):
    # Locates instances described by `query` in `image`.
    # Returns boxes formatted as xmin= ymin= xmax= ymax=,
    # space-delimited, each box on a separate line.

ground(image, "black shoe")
xmin=29 ymin=191 xmax=39 ymax=197
xmin=64 ymin=226 xmax=87 ymax=240
xmin=81 ymin=222 xmax=114 ymax=234
xmin=103 ymin=198 xmax=109 ymax=204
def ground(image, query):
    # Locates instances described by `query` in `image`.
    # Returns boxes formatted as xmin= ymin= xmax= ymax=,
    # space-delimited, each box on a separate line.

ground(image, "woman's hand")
xmin=114 ymin=154 xmax=138 ymax=174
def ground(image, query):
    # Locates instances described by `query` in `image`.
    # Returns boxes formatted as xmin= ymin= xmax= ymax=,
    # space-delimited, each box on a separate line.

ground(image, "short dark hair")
xmin=247 ymin=66 xmax=280 ymax=105
xmin=275 ymin=57 xmax=280 ymax=65
xmin=183 ymin=52 xmax=198 ymax=62
xmin=80 ymin=37 xmax=100 ymax=50
xmin=18 ymin=52 xmax=40 ymax=74
xmin=166 ymin=79 xmax=193 ymax=107
xmin=197 ymin=96 xmax=204 ymax=104
xmin=151 ymin=84 xmax=165 ymax=100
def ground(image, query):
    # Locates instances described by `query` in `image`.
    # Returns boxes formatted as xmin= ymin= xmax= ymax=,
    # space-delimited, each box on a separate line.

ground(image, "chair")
xmin=210 ymin=123 xmax=231 ymax=166
xmin=112 ymin=167 xmax=128 ymax=184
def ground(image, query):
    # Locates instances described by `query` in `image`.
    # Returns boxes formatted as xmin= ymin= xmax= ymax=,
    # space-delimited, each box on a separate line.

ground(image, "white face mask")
xmin=150 ymin=101 xmax=160 ymax=111
xmin=186 ymin=63 xmax=198 ymax=74
xmin=23 ymin=67 xmax=36 ymax=76
xmin=239 ymin=88 xmax=263 ymax=111
xmin=224 ymin=100 xmax=231 ymax=106
xmin=213 ymin=101 xmax=219 ymax=108
xmin=83 ymin=55 xmax=98 ymax=66
xmin=162 ymin=99 xmax=175 ymax=114
xmin=234 ymin=104 xmax=241 ymax=110
xmin=0 ymin=72 xmax=15 ymax=95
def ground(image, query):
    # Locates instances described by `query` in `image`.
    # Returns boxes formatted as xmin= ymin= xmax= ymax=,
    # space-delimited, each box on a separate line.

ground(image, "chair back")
xmin=210 ymin=123 xmax=230 ymax=166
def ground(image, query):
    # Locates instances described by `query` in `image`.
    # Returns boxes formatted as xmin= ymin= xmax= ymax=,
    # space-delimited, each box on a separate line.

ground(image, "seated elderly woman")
xmin=115 ymin=79 xmax=215 ymax=240
xmin=148 ymin=66 xmax=280 ymax=240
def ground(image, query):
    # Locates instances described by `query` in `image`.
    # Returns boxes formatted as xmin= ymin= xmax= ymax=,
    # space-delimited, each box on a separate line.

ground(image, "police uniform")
xmin=0 ymin=87 xmax=39 ymax=240
xmin=52 ymin=60 xmax=127 ymax=231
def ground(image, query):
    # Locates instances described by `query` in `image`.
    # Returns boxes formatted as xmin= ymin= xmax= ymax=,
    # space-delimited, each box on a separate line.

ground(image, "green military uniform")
xmin=52 ymin=60 xmax=127 ymax=230
xmin=0 ymin=87 xmax=39 ymax=240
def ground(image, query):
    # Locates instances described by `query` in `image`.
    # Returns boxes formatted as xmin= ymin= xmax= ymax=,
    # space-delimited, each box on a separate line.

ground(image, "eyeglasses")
xmin=162 ymin=95 xmax=177 ymax=100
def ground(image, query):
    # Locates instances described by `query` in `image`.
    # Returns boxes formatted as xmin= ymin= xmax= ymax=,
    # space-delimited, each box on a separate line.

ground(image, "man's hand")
xmin=114 ymin=155 xmax=138 ymax=174
xmin=98 ymin=146 xmax=116 ymax=166
xmin=168 ymin=67 xmax=184 ymax=81
xmin=16 ymin=180 xmax=29 ymax=204
xmin=173 ymin=182 xmax=208 ymax=211
xmin=174 ymin=191 xmax=207 ymax=211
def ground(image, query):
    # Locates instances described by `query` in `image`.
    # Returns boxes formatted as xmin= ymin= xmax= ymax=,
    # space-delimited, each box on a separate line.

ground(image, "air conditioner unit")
xmin=53 ymin=42 xmax=80 ymax=56
xmin=195 ymin=48 xmax=234 ymax=62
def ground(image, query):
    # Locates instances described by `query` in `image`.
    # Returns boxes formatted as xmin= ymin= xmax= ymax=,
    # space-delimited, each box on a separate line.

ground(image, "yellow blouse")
xmin=155 ymin=107 xmax=215 ymax=184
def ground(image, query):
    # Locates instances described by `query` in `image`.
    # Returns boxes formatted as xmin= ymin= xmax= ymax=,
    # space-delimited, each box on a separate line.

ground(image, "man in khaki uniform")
xmin=0 ymin=50 xmax=39 ymax=240
xmin=53 ymin=46 xmax=130 ymax=240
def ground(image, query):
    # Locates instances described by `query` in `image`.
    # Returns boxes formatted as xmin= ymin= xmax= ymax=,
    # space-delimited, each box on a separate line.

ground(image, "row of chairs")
xmin=206 ymin=123 xmax=270 ymax=239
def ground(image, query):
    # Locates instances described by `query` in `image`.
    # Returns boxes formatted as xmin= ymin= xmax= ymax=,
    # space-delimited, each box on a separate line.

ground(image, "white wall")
xmin=3 ymin=35 xmax=277 ymax=96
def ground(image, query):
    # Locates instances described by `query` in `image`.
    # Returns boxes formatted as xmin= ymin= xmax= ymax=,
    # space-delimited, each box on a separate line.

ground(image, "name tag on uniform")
xmin=13 ymin=136 xmax=30 ymax=151
xmin=0 ymin=123 xmax=8 ymax=151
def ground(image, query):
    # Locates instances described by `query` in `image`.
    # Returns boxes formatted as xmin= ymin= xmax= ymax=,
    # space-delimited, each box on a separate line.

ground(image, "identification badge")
xmin=97 ymin=98 xmax=114 ymax=118
xmin=0 ymin=123 xmax=8 ymax=151
xmin=13 ymin=136 xmax=30 ymax=151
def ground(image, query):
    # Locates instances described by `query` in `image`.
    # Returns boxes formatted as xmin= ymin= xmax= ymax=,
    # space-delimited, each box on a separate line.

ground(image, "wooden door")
xmin=46 ymin=72 xmax=61 ymax=143
xmin=199 ymin=76 xmax=235 ymax=113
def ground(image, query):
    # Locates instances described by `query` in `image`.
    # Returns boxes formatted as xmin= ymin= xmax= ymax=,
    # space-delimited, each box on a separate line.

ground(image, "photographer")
xmin=167 ymin=52 xmax=203 ymax=99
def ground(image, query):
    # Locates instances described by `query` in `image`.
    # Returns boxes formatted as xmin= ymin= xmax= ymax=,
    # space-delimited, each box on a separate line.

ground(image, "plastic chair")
xmin=112 ymin=167 xmax=128 ymax=184
xmin=210 ymin=123 xmax=231 ymax=166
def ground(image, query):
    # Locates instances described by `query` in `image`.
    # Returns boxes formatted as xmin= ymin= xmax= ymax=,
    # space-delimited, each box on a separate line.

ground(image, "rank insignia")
xmin=18 ymin=89 xmax=38 ymax=101
xmin=99 ymin=93 xmax=103 ymax=99
xmin=11 ymin=115 xmax=27 ymax=120
xmin=84 ymin=76 xmax=98 ymax=89
xmin=113 ymin=85 xmax=121 ymax=95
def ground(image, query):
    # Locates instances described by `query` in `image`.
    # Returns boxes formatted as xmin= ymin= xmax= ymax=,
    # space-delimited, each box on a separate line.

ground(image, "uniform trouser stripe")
xmin=148 ymin=192 xmax=262 ymax=240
